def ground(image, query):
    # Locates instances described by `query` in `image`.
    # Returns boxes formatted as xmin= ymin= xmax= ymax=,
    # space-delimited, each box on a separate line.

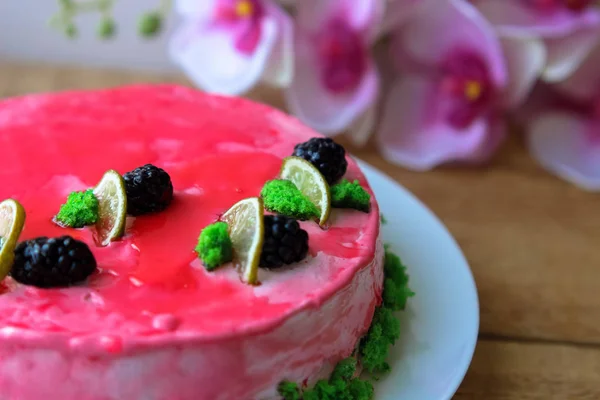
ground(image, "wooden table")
xmin=1 ymin=62 xmax=599 ymax=399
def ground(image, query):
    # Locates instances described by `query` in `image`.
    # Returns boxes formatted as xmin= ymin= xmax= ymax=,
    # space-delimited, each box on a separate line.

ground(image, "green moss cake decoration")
xmin=278 ymin=246 xmax=414 ymax=399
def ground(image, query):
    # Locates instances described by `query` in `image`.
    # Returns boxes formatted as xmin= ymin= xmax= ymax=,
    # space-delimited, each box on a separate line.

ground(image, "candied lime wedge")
xmin=0 ymin=199 xmax=26 ymax=280
xmin=93 ymin=170 xmax=127 ymax=247
xmin=221 ymin=197 xmax=264 ymax=285
xmin=280 ymin=156 xmax=331 ymax=226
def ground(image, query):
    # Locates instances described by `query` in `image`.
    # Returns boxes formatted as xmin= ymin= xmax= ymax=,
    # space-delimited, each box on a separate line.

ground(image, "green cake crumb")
xmin=330 ymin=180 xmax=371 ymax=213
xmin=56 ymin=189 xmax=99 ymax=228
xmin=380 ymin=214 xmax=387 ymax=224
xmin=300 ymin=357 xmax=374 ymax=400
xmin=330 ymin=357 xmax=356 ymax=383
xmin=382 ymin=250 xmax=414 ymax=311
xmin=347 ymin=378 xmax=375 ymax=400
xmin=195 ymin=222 xmax=233 ymax=271
xmin=261 ymin=179 xmax=319 ymax=221
xmin=278 ymin=381 xmax=301 ymax=400
xmin=360 ymin=247 xmax=414 ymax=373
xmin=360 ymin=307 xmax=399 ymax=373
xmin=277 ymin=247 xmax=413 ymax=398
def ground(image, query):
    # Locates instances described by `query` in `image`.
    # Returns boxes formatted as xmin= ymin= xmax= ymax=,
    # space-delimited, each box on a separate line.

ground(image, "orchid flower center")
xmin=215 ymin=0 xmax=264 ymax=54
xmin=216 ymin=0 xmax=263 ymax=21
xmin=525 ymin=0 xmax=593 ymax=11
xmin=235 ymin=0 xmax=254 ymax=17
xmin=440 ymin=54 xmax=494 ymax=128
xmin=464 ymin=81 xmax=484 ymax=101
xmin=317 ymin=20 xmax=367 ymax=94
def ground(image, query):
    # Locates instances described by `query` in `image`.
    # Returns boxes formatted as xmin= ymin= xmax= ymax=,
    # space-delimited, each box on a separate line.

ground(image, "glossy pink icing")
xmin=0 ymin=85 xmax=383 ymax=399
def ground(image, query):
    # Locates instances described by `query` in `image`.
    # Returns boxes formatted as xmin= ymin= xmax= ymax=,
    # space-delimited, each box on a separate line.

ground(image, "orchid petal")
xmin=466 ymin=117 xmax=507 ymax=164
xmin=285 ymin=37 xmax=379 ymax=135
xmin=261 ymin=3 xmax=294 ymax=88
xmin=377 ymin=75 xmax=490 ymax=170
xmin=169 ymin=18 xmax=278 ymax=96
xmin=528 ymin=112 xmax=600 ymax=191
xmin=296 ymin=0 xmax=380 ymax=33
xmin=346 ymin=104 xmax=377 ymax=146
xmin=377 ymin=0 xmax=423 ymax=37
xmin=542 ymin=26 xmax=600 ymax=83
xmin=175 ymin=0 xmax=216 ymax=18
xmin=476 ymin=0 xmax=600 ymax=37
xmin=555 ymin=43 xmax=600 ymax=102
xmin=401 ymin=0 xmax=507 ymax=87
xmin=499 ymin=34 xmax=547 ymax=108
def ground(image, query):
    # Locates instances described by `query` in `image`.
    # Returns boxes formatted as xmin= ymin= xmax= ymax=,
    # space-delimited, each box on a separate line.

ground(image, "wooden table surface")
xmin=1 ymin=62 xmax=599 ymax=399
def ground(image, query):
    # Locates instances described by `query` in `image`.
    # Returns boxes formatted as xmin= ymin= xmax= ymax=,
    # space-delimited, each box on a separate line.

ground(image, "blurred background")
xmin=0 ymin=1 xmax=176 ymax=72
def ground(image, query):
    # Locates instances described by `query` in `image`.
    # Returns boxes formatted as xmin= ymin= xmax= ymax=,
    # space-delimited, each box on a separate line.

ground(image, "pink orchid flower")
xmin=528 ymin=44 xmax=600 ymax=190
xmin=345 ymin=0 xmax=424 ymax=146
xmin=285 ymin=0 xmax=383 ymax=135
xmin=377 ymin=0 xmax=545 ymax=170
xmin=475 ymin=0 xmax=600 ymax=82
xmin=169 ymin=0 xmax=293 ymax=95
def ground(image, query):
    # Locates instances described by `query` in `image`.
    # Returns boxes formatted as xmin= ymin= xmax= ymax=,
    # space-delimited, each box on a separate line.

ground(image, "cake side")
xmin=0 ymin=242 xmax=383 ymax=400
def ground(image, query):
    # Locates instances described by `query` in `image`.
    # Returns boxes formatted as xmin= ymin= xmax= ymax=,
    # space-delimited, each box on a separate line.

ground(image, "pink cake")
xmin=0 ymin=85 xmax=383 ymax=400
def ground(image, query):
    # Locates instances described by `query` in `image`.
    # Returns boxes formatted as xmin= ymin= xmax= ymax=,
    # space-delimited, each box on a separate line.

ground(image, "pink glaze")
xmin=0 ymin=85 xmax=382 ymax=400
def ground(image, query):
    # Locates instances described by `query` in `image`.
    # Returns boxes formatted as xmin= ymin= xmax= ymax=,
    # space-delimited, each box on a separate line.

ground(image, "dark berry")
xmin=10 ymin=236 xmax=97 ymax=288
xmin=292 ymin=137 xmax=348 ymax=184
xmin=260 ymin=215 xmax=309 ymax=269
xmin=123 ymin=164 xmax=173 ymax=216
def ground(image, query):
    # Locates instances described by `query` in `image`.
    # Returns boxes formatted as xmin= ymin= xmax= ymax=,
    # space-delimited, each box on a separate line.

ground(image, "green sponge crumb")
xmin=360 ymin=309 xmax=395 ymax=373
xmin=330 ymin=180 xmax=371 ymax=213
xmin=277 ymin=247 xmax=413 ymax=398
xmin=383 ymin=250 xmax=414 ymax=311
xmin=195 ymin=222 xmax=233 ymax=271
xmin=303 ymin=380 xmax=337 ymax=400
xmin=330 ymin=357 xmax=357 ymax=384
xmin=56 ymin=189 xmax=99 ymax=228
xmin=281 ymin=356 xmax=373 ymax=400
xmin=360 ymin=246 xmax=414 ymax=373
xmin=347 ymin=378 xmax=375 ymax=400
xmin=261 ymin=179 xmax=319 ymax=221
xmin=278 ymin=381 xmax=301 ymax=400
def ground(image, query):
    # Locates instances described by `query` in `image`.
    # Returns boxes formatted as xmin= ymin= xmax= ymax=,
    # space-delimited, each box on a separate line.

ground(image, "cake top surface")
xmin=0 ymin=85 xmax=379 ymax=351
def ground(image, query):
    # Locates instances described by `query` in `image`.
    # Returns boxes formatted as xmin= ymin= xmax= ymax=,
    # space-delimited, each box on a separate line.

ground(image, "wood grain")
xmin=456 ymin=339 xmax=600 ymax=399
xmin=1 ymin=61 xmax=599 ymax=398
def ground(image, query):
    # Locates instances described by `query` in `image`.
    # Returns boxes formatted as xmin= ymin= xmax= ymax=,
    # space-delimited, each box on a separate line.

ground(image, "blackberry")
xmin=260 ymin=215 xmax=309 ymax=269
xmin=292 ymin=138 xmax=348 ymax=184
xmin=123 ymin=164 xmax=173 ymax=216
xmin=10 ymin=236 xmax=97 ymax=288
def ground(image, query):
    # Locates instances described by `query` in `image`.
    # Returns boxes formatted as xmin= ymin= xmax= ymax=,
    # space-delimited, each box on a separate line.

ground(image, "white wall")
xmin=0 ymin=1 xmax=179 ymax=72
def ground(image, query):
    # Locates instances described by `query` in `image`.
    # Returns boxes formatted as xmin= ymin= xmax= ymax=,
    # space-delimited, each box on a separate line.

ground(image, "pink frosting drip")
xmin=0 ymin=85 xmax=383 ymax=399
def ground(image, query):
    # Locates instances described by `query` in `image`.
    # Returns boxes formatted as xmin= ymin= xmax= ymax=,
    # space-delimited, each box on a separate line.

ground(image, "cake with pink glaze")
xmin=0 ymin=85 xmax=411 ymax=400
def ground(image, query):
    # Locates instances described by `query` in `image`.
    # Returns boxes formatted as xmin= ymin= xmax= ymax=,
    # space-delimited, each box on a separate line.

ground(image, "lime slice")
xmin=0 ymin=199 xmax=26 ymax=280
xmin=221 ymin=197 xmax=264 ymax=285
xmin=93 ymin=170 xmax=127 ymax=247
xmin=280 ymin=156 xmax=331 ymax=226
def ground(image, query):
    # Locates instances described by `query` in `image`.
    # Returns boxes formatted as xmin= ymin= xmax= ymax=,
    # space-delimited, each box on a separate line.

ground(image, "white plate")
xmin=359 ymin=160 xmax=480 ymax=400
